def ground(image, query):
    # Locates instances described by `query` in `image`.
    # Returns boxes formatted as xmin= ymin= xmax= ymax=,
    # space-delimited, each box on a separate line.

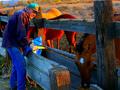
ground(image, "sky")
xmin=0 ymin=0 xmax=19 ymax=6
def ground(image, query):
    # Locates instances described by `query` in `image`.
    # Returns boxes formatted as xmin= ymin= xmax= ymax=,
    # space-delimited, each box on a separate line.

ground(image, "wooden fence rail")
xmin=1 ymin=16 xmax=120 ymax=38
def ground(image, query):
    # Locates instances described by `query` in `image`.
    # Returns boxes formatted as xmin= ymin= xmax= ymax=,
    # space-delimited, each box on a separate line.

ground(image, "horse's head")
xmin=75 ymin=34 xmax=96 ymax=88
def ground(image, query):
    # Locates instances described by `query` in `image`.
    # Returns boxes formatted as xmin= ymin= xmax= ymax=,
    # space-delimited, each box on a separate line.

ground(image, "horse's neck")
xmin=81 ymin=50 xmax=92 ymax=56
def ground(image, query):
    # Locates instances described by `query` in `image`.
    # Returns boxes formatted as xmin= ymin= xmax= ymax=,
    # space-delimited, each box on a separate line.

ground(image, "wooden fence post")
xmin=94 ymin=0 xmax=118 ymax=90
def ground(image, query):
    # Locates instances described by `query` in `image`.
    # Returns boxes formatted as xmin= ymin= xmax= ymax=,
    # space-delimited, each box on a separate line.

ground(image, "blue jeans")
xmin=7 ymin=47 xmax=26 ymax=90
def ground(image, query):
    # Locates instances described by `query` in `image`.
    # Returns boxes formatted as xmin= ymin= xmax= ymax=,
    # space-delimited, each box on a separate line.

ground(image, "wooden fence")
xmin=33 ymin=1 xmax=120 ymax=90
xmin=0 ymin=0 xmax=120 ymax=90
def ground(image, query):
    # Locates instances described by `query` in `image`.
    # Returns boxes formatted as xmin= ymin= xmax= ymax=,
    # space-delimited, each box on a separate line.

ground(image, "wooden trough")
xmin=26 ymin=53 xmax=70 ymax=90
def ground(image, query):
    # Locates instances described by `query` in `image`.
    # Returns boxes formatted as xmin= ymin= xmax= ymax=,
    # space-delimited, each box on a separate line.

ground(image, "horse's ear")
xmin=36 ymin=9 xmax=42 ymax=19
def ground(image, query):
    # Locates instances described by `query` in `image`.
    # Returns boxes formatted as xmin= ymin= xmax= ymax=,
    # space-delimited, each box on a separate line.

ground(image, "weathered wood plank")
xmin=44 ymin=19 xmax=95 ymax=34
xmin=22 ymin=18 xmax=120 ymax=38
xmin=0 ymin=16 xmax=95 ymax=34
xmin=26 ymin=53 xmax=70 ymax=90
xmin=0 ymin=38 xmax=6 ymax=57
xmin=26 ymin=62 xmax=50 ymax=90
xmin=0 ymin=16 xmax=9 ymax=23
xmin=114 ymin=22 xmax=120 ymax=38
xmin=116 ymin=67 xmax=120 ymax=90
xmin=94 ymin=1 xmax=118 ymax=90
xmin=1 ymin=16 xmax=120 ymax=38
xmin=47 ymin=47 xmax=76 ymax=59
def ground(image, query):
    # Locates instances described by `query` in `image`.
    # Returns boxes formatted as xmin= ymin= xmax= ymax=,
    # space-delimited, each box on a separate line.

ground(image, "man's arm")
xmin=16 ymin=12 xmax=32 ymax=56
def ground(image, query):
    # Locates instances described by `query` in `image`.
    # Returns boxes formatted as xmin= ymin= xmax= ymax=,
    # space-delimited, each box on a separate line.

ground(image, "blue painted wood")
xmin=0 ymin=16 xmax=9 ymax=23
xmin=0 ymin=38 xmax=6 ymax=57
xmin=26 ymin=53 xmax=70 ymax=90
xmin=70 ymin=73 xmax=81 ymax=89
xmin=26 ymin=60 xmax=51 ymax=90
xmin=46 ymin=49 xmax=80 ymax=76
xmin=47 ymin=47 xmax=76 ymax=59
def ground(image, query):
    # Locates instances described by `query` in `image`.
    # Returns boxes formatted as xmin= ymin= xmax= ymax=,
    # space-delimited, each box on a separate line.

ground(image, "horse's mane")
xmin=49 ymin=13 xmax=76 ymax=20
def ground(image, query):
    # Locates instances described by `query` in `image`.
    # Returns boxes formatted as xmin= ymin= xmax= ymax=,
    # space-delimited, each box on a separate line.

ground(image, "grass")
xmin=0 ymin=55 xmax=5 ymax=75
xmin=0 ymin=55 xmax=10 ymax=90
xmin=26 ymin=83 xmax=43 ymax=90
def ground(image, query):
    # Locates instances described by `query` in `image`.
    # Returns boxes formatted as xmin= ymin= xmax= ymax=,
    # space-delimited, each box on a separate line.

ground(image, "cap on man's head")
xmin=27 ymin=3 xmax=40 ymax=12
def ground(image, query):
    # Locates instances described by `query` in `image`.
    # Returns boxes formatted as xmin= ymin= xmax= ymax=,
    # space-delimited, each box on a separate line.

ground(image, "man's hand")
xmin=23 ymin=46 xmax=32 ymax=57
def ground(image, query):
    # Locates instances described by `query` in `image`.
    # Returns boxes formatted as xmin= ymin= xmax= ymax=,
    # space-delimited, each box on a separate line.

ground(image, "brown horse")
xmin=75 ymin=34 xmax=96 ymax=89
xmin=35 ymin=8 xmax=64 ymax=48
xmin=34 ymin=8 xmax=77 ymax=52
xmin=113 ymin=14 xmax=120 ymax=65
xmin=75 ymin=14 xmax=120 ymax=89
xmin=49 ymin=13 xmax=77 ymax=52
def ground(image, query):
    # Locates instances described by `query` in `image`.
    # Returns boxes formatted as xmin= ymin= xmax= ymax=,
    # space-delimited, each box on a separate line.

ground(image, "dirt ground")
xmin=0 ymin=1 xmax=120 ymax=18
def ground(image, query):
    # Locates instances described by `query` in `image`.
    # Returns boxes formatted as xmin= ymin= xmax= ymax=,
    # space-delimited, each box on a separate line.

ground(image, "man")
xmin=2 ymin=3 xmax=40 ymax=90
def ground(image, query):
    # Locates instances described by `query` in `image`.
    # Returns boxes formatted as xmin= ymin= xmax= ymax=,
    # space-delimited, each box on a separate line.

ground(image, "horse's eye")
xmin=79 ymin=57 xmax=85 ymax=64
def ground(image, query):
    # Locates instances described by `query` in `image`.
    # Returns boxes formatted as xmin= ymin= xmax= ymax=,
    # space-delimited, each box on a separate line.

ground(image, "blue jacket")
xmin=2 ymin=8 xmax=30 ymax=49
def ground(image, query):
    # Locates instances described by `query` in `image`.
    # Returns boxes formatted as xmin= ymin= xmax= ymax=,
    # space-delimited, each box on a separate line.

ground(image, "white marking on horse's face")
xmin=79 ymin=57 xmax=85 ymax=64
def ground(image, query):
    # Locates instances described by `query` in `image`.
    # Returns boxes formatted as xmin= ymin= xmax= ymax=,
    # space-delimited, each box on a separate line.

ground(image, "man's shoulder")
xmin=14 ymin=9 xmax=24 ymax=15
